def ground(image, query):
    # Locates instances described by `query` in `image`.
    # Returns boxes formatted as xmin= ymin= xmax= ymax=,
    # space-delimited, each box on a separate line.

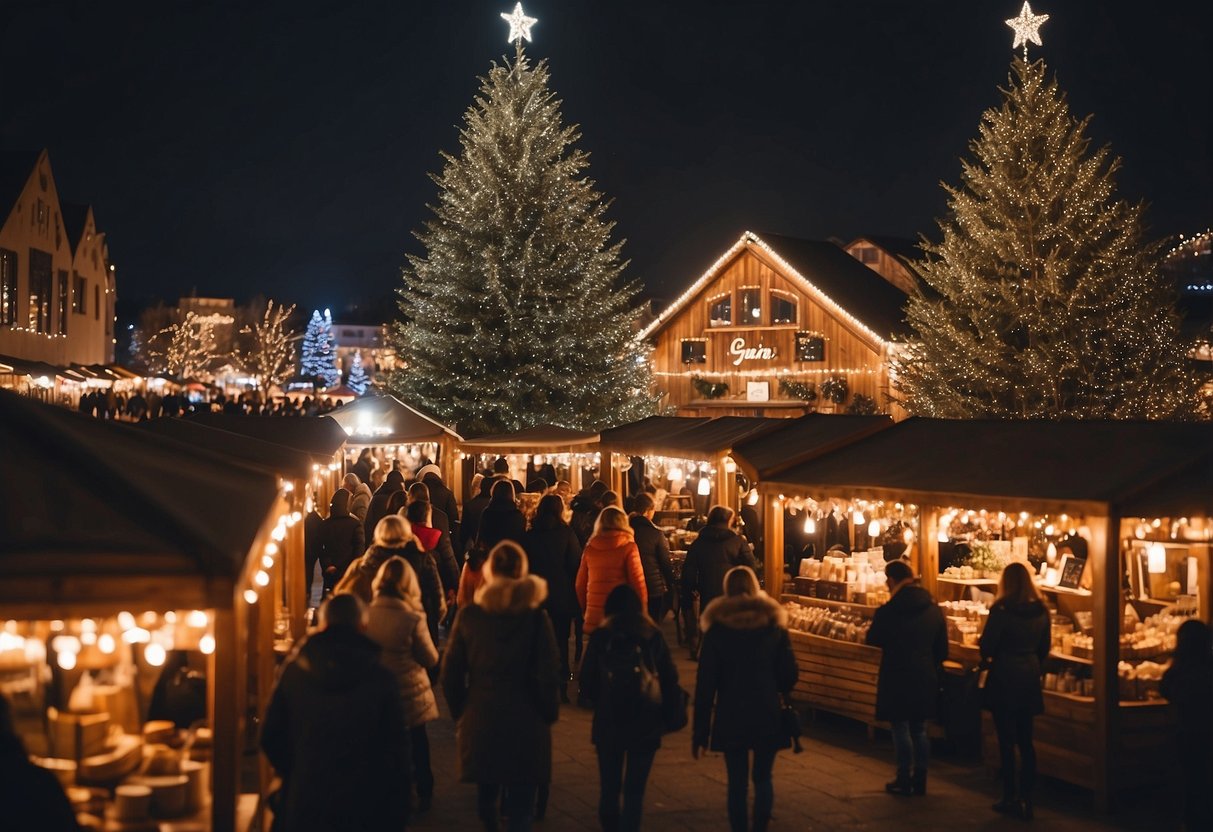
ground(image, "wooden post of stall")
xmin=608 ymin=453 xmax=621 ymax=495
xmin=763 ymin=492 xmax=785 ymax=596
xmin=919 ymin=506 xmax=940 ymax=598
xmin=209 ymin=601 xmax=241 ymax=832
xmin=1090 ymin=513 xmax=1120 ymax=813
xmin=287 ymin=508 xmax=307 ymax=640
xmin=716 ymin=456 xmax=731 ymax=512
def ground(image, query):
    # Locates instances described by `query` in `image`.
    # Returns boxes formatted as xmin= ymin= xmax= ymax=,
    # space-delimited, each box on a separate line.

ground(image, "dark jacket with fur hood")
xmin=865 ymin=584 xmax=948 ymax=722
xmin=693 ymin=592 xmax=798 ymax=752
xmin=441 ymin=575 xmax=561 ymax=785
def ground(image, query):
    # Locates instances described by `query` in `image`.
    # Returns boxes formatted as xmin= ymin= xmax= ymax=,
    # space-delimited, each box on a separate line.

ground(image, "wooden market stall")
xmin=460 ymin=423 xmax=600 ymax=494
xmin=759 ymin=417 xmax=1213 ymax=811
xmin=0 ymin=391 xmax=289 ymax=832
xmin=598 ymin=415 xmax=790 ymax=515
xmin=323 ymin=394 xmax=462 ymax=496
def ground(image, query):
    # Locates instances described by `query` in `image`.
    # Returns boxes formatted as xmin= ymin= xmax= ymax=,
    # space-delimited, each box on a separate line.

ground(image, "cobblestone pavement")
xmin=410 ymin=621 xmax=1175 ymax=831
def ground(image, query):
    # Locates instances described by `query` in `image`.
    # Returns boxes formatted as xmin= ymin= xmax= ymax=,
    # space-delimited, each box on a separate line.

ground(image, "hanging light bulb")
xmin=199 ymin=634 xmax=215 ymax=655
xmin=723 ymin=456 xmax=737 ymax=474
xmin=186 ymin=610 xmax=208 ymax=628
xmin=144 ymin=643 xmax=166 ymax=667
xmin=937 ymin=529 xmax=950 ymax=543
xmin=867 ymin=519 xmax=881 ymax=538
xmin=697 ymin=478 xmax=712 ymax=496
xmin=853 ymin=510 xmax=865 ymax=526
xmin=1046 ymin=542 xmax=1058 ymax=565
xmin=51 ymin=636 xmax=81 ymax=655
xmin=98 ymin=634 xmax=116 ymax=655
xmin=669 ymin=467 xmax=684 ymax=483
xmin=747 ymin=489 xmax=759 ymax=506
xmin=117 ymin=611 xmax=136 ymax=631
xmin=57 ymin=650 xmax=77 ymax=670
xmin=244 ymin=589 xmax=259 ymax=604
xmin=804 ymin=514 xmax=816 ymax=535
xmin=1148 ymin=543 xmax=1167 ymax=574
xmin=262 ymin=555 xmax=275 ymax=569
xmin=254 ymin=570 xmax=270 ymax=587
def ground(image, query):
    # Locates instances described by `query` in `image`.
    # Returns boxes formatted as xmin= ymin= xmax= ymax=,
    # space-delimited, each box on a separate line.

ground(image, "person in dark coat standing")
xmin=418 ymin=464 xmax=460 ymax=542
xmin=261 ymin=594 xmax=410 ymax=832
xmin=461 ymin=475 xmax=495 ymax=554
xmin=693 ymin=566 xmax=797 ymax=832
xmin=524 ymin=494 xmax=584 ymax=702
xmin=681 ymin=506 xmax=757 ymax=656
xmin=1160 ymin=619 xmax=1213 ymax=832
xmin=405 ymin=492 xmax=460 ymax=604
xmin=571 ymin=480 xmax=608 ymax=547
xmin=1 ymin=694 xmax=79 ymax=832
xmin=579 ymin=585 xmax=682 ymax=832
xmin=304 ymin=504 xmax=324 ymax=605
xmin=399 ymin=502 xmax=449 ymax=647
xmin=318 ymin=489 xmax=365 ymax=595
xmin=350 ymin=448 xmax=374 ymax=485
xmin=365 ymin=469 xmax=405 ymax=544
xmin=629 ymin=494 xmax=676 ymax=624
xmin=980 ymin=561 xmax=1051 ymax=819
xmin=865 ymin=560 xmax=947 ymax=797
xmin=336 ymin=515 xmax=413 ymax=605
xmin=441 ymin=542 xmax=560 ymax=832
xmin=477 ymin=479 xmax=527 ymax=552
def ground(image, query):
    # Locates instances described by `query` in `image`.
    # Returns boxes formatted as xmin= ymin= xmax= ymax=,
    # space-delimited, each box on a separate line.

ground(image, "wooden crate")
xmin=788 ymin=630 xmax=881 ymax=726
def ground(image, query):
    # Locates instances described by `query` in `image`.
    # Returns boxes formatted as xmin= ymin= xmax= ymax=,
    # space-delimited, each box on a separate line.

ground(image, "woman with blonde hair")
xmin=576 ymin=507 xmax=648 ymax=636
xmin=335 ymin=515 xmax=412 ymax=604
xmin=442 ymin=541 xmax=560 ymax=831
xmin=693 ymin=565 xmax=797 ymax=832
xmin=367 ymin=556 xmax=440 ymax=813
xmin=980 ymin=561 xmax=1050 ymax=820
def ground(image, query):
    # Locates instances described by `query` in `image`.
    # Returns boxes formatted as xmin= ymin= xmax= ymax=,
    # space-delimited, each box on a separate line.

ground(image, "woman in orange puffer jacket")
xmin=576 ymin=507 xmax=648 ymax=634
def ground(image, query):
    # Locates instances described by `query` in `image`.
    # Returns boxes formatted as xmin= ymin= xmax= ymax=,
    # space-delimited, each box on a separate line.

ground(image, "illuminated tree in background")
xmin=895 ymin=58 xmax=1196 ymax=419
xmin=154 ymin=311 xmax=218 ymax=380
xmin=238 ymin=299 xmax=297 ymax=393
xmin=300 ymin=309 xmax=340 ymax=388
xmin=346 ymin=350 xmax=370 ymax=395
xmin=391 ymin=46 xmax=654 ymax=434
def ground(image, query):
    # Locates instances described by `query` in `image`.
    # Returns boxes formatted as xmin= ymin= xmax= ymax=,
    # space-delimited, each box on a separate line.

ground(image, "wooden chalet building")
xmin=641 ymin=231 xmax=909 ymax=418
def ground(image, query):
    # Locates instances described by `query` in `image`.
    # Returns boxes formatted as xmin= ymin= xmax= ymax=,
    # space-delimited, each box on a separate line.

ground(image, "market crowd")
xmin=73 ymin=388 xmax=348 ymax=421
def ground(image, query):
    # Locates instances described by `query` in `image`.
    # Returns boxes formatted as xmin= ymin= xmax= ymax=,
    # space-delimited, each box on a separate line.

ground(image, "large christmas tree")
xmin=300 ymin=309 xmax=340 ymax=388
xmin=895 ymin=57 xmax=1195 ymax=420
xmin=391 ymin=43 xmax=654 ymax=435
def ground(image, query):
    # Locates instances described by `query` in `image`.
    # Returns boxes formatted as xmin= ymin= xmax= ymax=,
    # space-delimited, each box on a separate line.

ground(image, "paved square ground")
xmin=406 ymin=620 xmax=1177 ymax=831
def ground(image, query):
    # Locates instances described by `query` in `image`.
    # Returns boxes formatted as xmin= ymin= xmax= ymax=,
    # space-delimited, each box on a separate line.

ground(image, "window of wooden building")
xmin=0 ymin=248 xmax=16 ymax=326
xmin=73 ymin=272 xmax=86 ymax=314
xmin=740 ymin=287 xmax=762 ymax=324
xmin=57 ymin=270 xmax=68 ymax=335
xmin=28 ymin=248 xmax=52 ymax=334
xmin=709 ymin=293 xmax=732 ymax=327
xmin=681 ymin=339 xmax=707 ymax=364
xmin=771 ymin=289 xmax=798 ymax=325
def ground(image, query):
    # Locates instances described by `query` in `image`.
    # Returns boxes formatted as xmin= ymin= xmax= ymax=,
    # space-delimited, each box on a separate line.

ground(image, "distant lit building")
xmin=0 ymin=149 xmax=115 ymax=366
xmin=332 ymin=322 xmax=398 ymax=379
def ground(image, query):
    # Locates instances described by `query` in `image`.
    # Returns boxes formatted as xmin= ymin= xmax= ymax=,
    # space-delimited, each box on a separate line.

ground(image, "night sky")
xmin=2 ymin=1 xmax=1209 ymax=322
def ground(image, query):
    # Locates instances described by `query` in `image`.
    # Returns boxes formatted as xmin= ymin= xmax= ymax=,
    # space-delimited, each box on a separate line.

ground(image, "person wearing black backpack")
xmin=579 ymin=585 xmax=684 ymax=832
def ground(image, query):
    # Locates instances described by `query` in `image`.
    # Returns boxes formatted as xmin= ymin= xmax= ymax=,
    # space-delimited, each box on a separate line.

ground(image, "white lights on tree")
xmin=1005 ymin=1 xmax=1048 ymax=54
xmin=697 ymin=478 xmax=712 ymax=496
xmin=501 ymin=2 xmax=537 ymax=43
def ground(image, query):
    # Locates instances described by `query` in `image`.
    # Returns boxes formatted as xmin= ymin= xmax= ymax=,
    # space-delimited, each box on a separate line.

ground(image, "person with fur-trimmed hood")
xmin=342 ymin=473 xmax=373 ymax=524
xmin=693 ymin=566 xmax=798 ymax=832
xmin=441 ymin=541 xmax=561 ymax=832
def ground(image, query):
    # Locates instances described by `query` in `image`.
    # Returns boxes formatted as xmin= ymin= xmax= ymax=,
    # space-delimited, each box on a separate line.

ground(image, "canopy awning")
xmin=0 ymin=391 xmax=279 ymax=613
xmin=325 ymin=394 xmax=462 ymax=445
xmin=732 ymin=413 xmax=894 ymax=481
xmin=597 ymin=416 xmax=712 ymax=457
xmin=137 ymin=418 xmax=316 ymax=480
xmin=598 ymin=415 xmax=785 ymax=459
xmin=461 ymin=424 xmax=599 ymax=453
xmin=186 ymin=412 xmax=349 ymax=461
xmin=763 ymin=417 xmax=1213 ymax=514
xmin=0 ymin=353 xmax=65 ymax=378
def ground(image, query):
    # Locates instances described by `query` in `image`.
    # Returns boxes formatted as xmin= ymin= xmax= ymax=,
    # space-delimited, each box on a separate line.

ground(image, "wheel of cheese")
xmin=143 ymin=743 xmax=181 ymax=775
xmin=142 ymin=720 xmax=176 ymax=745
xmin=113 ymin=783 xmax=152 ymax=821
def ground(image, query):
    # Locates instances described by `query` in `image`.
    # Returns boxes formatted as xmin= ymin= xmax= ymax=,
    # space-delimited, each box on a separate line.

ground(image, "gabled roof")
xmin=0 ymin=391 xmax=278 ymax=605
xmin=639 ymin=231 xmax=908 ymax=346
xmin=765 ymin=417 xmax=1213 ymax=512
xmin=186 ymin=412 xmax=350 ymax=460
xmin=732 ymin=413 xmax=894 ymax=482
xmin=0 ymin=150 xmax=42 ymax=220
xmin=324 ymin=394 xmax=462 ymax=445
xmin=461 ymin=424 xmax=599 ymax=451
xmin=61 ymin=202 xmax=92 ymax=255
xmin=597 ymin=416 xmax=712 ymax=457
xmin=848 ymin=235 xmax=922 ymax=265
xmin=137 ymin=418 xmax=316 ymax=480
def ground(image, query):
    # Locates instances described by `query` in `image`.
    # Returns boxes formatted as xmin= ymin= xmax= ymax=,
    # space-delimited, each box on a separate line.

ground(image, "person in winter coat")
xmin=477 ymin=479 xmax=527 ymax=551
xmin=365 ymin=469 xmax=405 ymax=544
xmin=261 ymin=594 xmax=410 ymax=832
xmin=629 ymin=494 xmax=676 ymax=623
xmin=404 ymin=497 xmax=460 ymax=602
xmin=571 ymin=480 xmax=609 ymax=547
xmin=693 ymin=566 xmax=798 ymax=832
xmin=367 ymin=557 xmax=440 ymax=814
xmin=350 ymin=448 xmax=373 ymax=485
xmin=524 ymin=494 xmax=584 ymax=702
xmin=979 ymin=561 xmax=1051 ymax=820
xmin=865 ymin=560 xmax=947 ymax=797
xmin=418 ymin=464 xmax=460 ymax=540
xmin=304 ymin=505 xmax=325 ymax=604
xmin=457 ymin=545 xmax=489 ymax=610
xmin=318 ymin=489 xmax=365 ymax=594
xmin=461 ymin=476 xmax=495 ymax=553
xmin=342 ymin=473 xmax=372 ymax=524
xmin=681 ymin=506 xmax=757 ymax=655
xmin=441 ymin=542 xmax=561 ymax=832
xmin=579 ymin=585 xmax=682 ymax=832
xmin=335 ymin=515 xmax=413 ymax=605
xmin=396 ymin=501 xmax=449 ymax=646
xmin=1160 ymin=618 xmax=1213 ymax=832
xmin=576 ymin=507 xmax=648 ymax=635
xmin=1 ymin=693 xmax=80 ymax=832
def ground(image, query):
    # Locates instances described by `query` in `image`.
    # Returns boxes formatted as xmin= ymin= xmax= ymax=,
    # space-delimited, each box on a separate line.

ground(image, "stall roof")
xmin=0 ymin=391 xmax=278 ymax=608
xmin=765 ymin=417 xmax=1213 ymax=511
xmin=648 ymin=416 xmax=789 ymax=457
xmin=136 ymin=418 xmax=316 ymax=480
xmin=461 ymin=423 xmax=599 ymax=451
xmin=732 ymin=413 xmax=895 ymax=481
xmin=0 ymin=353 xmax=64 ymax=378
xmin=185 ymin=412 xmax=349 ymax=460
xmin=324 ymin=394 xmax=462 ymax=444
xmin=1118 ymin=455 xmax=1213 ymax=518
xmin=597 ymin=416 xmax=712 ymax=456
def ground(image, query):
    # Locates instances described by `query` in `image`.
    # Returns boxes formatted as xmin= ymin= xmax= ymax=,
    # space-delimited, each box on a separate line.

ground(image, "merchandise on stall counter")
xmin=795 ymin=551 xmax=889 ymax=606
xmin=783 ymin=601 xmax=872 ymax=643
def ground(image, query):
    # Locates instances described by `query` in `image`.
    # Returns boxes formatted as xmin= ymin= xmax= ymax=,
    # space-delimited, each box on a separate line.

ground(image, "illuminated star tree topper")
xmin=1006 ymin=1 xmax=1049 ymax=57
xmin=501 ymin=2 xmax=537 ymax=44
